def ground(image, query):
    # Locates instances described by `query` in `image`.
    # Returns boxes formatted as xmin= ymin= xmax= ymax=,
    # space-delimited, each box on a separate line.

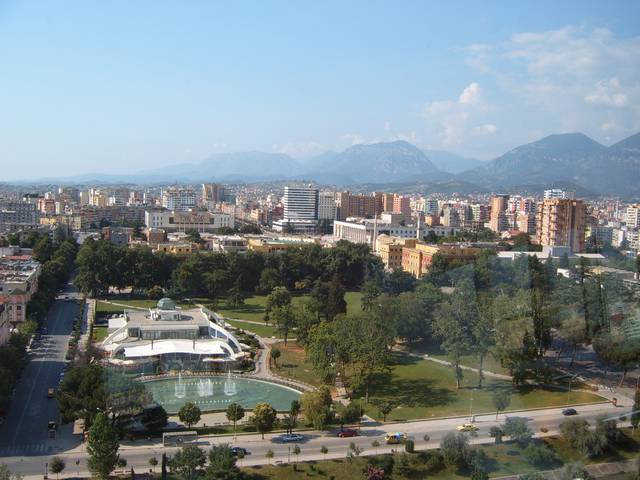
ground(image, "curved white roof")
xmin=123 ymin=339 xmax=231 ymax=358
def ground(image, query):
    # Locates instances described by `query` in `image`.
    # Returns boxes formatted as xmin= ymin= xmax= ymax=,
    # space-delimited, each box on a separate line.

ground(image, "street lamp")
xmin=469 ymin=389 xmax=476 ymax=421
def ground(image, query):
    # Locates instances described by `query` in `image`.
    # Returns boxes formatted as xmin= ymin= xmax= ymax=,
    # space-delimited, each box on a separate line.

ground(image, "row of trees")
xmin=74 ymin=238 xmax=383 ymax=298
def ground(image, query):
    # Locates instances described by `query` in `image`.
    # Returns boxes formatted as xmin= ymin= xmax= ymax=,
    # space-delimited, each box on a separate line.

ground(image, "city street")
xmin=0 ymin=282 xmax=80 ymax=462
xmin=0 ymin=397 xmax=630 ymax=478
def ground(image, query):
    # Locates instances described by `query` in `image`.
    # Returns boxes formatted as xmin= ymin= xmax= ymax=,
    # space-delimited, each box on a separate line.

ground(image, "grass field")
xmin=272 ymin=345 xmax=605 ymax=421
xmin=225 ymin=319 xmax=279 ymax=338
xmin=244 ymin=429 xmax=640 ymax=480
xmin=92 ymin=325 xmax=109 ymax=343
xmin=96 ymin=298 xmax=193 ymax=316
xmin=217 ymin=291 xmax=363 ymax=324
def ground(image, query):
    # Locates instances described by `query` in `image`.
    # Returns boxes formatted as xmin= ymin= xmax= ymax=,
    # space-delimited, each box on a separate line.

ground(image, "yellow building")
xmin=247 ymin=237 xmax=318 ymax=253
xmin=154 ymin=243 xmax=194 ymax=256
xmin=401 ymin=242 xmax=481 ymax=278
xmin=376 ymin=236 xmax=416 ymax=271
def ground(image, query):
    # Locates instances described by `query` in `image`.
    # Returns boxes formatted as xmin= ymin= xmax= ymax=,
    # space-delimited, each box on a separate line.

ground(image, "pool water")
xmin=141 ymin=375 xmax=301 ymax=413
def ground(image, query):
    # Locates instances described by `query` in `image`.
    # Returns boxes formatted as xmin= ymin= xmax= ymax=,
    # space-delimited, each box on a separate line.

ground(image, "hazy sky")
xmin=1 ymin=0 xmax=639 ymax=180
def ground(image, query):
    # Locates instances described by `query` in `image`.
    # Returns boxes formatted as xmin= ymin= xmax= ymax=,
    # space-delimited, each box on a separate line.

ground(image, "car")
xmin=47 ymin=388 xmax=55 ymax=398
xmin=42 ymin=327 xmax=48 ymax=334
xmin=276 ymin=433 xmax=304 ymax=443
xmin=384 ymin=432 xmax=407 ymax=444
xmin=230 ymin=447 xmax=248 ymax=456
xmin=337 ymin=428 xmax=359 ymax=438
xmin=562 ymin=408 xmax=578 ymax=416
xmin=456 ymin=423 xmax=478 ymax=432
xmin=48 ymin=420 xmax=57 ymax=430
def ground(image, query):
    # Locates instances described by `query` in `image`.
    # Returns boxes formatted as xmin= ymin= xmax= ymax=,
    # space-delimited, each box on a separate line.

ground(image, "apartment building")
xmin=626 ymin=205 xmax=640 ymax=229
xmin=489 ymin=194 xmax=509 ymax=233
xmin=0 ymin=253 xmax=41 ymax=326
xmin=273 ymin=187 xmax=319 ymax=233
xmin=376 ymin=236 xmax=416 ymax=270
xmin=318 ymin=192 xmax=337 ymax=220
xmin=335 ymin=192 xmax=377 ymax=220
xmin=145 ymin=209 xmax=234 ymax=233
xmin=536 ymin=198 xmax=587 ymax=253
xmin=161 ymin=187 xmax=196 ymax=211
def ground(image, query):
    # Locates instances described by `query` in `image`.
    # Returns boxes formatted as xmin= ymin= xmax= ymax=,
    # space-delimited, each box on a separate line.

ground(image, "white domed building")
xmin=101 ymin=298 xmax=248 ymax=374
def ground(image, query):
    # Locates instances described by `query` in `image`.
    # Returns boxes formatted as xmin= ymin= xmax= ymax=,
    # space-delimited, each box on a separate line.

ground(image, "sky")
xmin=1 ymin=0 xmax=639 ymax=180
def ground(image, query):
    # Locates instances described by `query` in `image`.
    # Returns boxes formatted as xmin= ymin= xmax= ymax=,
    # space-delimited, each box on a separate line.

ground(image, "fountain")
xmin=223 ymin=370 xmax=237 ymax=396
xmin=197 ymin=378 xmax=214 ymax=397
xmin=174 ymin=372 xmax=186 ymax=398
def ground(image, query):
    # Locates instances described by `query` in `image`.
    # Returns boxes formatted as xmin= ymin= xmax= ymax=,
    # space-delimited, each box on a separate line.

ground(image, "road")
xmin=0 ymin=399 xmax=630 ymax=478
xmin=0 ymin=281 xmax=80 ymax=465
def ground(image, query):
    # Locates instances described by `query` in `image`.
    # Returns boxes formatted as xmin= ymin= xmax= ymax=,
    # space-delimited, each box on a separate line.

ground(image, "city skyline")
xmin=1 ymin=1 xmax=640 ymax=180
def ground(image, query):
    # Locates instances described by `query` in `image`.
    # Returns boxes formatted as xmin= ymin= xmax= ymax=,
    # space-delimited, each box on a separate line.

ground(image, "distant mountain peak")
xmin=611 ymin=132 xmax=640 ymax=151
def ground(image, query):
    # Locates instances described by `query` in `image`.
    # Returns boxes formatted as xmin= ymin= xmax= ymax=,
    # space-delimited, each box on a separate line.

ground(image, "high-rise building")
xmin=318 ymin=192 xmax=337 ymax=220
xmin=393 ymin=195 xmax=411 ymax=216
xmin=536 ymin=198 xmax=587 ymax=253
xmin=335 ymin=192 xmax=377 ymax=220
xmin=162 ymin=187 xmax=196 ymax=211
xmin=272 ymin=186 xmax=319 ymax=233
xmin=202 ymin=183 xmax=224 ymax=203
xmin=626 ymin=204 xmax=640 ymax=229
xmin=382 ymin=193 xmax=395 ymax=213
xmin=489 ymin=194 xmax=509 ymax=233
xmin=424 ymin=198 xmax=440 ymax=216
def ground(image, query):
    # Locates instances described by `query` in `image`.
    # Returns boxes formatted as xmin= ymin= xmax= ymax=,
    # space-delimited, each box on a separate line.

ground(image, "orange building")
xmin=536 ymin=199 xmax=586 ymax=253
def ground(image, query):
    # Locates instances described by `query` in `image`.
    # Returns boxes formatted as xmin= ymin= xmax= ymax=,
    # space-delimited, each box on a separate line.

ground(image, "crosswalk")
xmin=0 ymin=443 xmax=52 ymax=456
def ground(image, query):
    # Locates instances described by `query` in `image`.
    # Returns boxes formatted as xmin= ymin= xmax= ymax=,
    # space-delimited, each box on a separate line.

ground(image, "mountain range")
xmin=30 ymin=132 xmax=640 ymax=197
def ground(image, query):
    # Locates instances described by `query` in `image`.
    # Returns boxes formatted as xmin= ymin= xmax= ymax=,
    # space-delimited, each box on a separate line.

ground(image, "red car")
xmin=337 ymin=428 xmax=358 ymax=438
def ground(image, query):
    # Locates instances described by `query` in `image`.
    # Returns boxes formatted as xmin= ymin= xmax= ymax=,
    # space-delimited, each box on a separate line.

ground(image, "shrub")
xmin=405 ymin=439 xmax=415 ymax=453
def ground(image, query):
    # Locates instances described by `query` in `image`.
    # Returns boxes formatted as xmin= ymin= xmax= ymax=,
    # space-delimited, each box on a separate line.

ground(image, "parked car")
xmin=562 ymin=408 xmax=578 ymax=416
xmin=456 ymin=423 xmax=478 ymax=432
xmin=337 ymin=428 xmax=359 ymax=438
xmin=384 ymin=432 xmax=407 ymax=444
xmin=47 ymin=388 xmax=55 ymax=399
xmin=275 ymin=433 xmax=304 ymax=443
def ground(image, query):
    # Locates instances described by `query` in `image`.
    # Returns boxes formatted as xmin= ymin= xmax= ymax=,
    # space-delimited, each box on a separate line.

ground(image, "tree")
xmin=371 ymin=440 xmax=380 ymax=454
xmin=379 ymin=402 xmax=394 ymax=422
xmin=206 ymin=444 xmax=244 ymax=480
xmin=169 ymin=445 xmax=206 ymax=480
xmin=265 ymin=449 xmax=274 ymax=465
xmin=264 ymin=286 xmax=291 ymax=324
xmin=226 ymin=403 xmax=245 ymax=438
xmin=524 ymin=443 xmax=557 ymax=468
xmin=0 ymin=465 xmax=23 ymax=480
xmin=250 ymin=402 xmax=277 ymax=439
xmin=433 ymin=281 xmax=475 ymax=389
xmin=289 ymin=399 xmax=301 ymax=425
xmin=300 ymin=387 xmax=333 ymax=430
xmin=492 ymin=390 xmax=511 ymax=420
xmin=141 ymin=404 xmax=169 ymax=431
xmin=501 ymin=417 xmax=533 ymax=446
xmin=49 ymin=457 xmax=65 ymax=479
xmin=87 ymin=412 xmax=120 ymax=480
xmin=184 ymin=229 xmax=202 ymax=244
xmin=227 ymin=276 xmax=245 ymax=309
xmin=270 ymin=347 xmax=281 ymax=368
xmin=292 ymin=444 xmax=301 ymax=465
xmin=178 ymin=402 xmax=201 ymax=428
xmin=149 ymin=457 xmax=158 ymax=472
xmin=440 ymin=432 xmax=470 ymax=467
xmin=559 ymin=462 xmax=592 ymax=480
xmin=360 ymin=280 xmax=381 ymax=312
xmin=271 ymin=304 xmax=296 ymax=345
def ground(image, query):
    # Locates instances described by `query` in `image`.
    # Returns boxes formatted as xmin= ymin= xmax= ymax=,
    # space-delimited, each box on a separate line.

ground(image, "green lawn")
xmin=225 ymin=319 xmax=279 ymax=338
xmin=361 ymin=353 xmax=605 ymax=421
xmin=272 ymin=342 xmax=321 ymax=387
xmin=406 ymin=339 xmax=511 ymax=376
xmin=96 ymin=298 xmax=192 ymax=316
xmin=272 ymin=346 xmax=605 ymax=421
xmin=92 ymin=325 xmax=109 ymax=343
